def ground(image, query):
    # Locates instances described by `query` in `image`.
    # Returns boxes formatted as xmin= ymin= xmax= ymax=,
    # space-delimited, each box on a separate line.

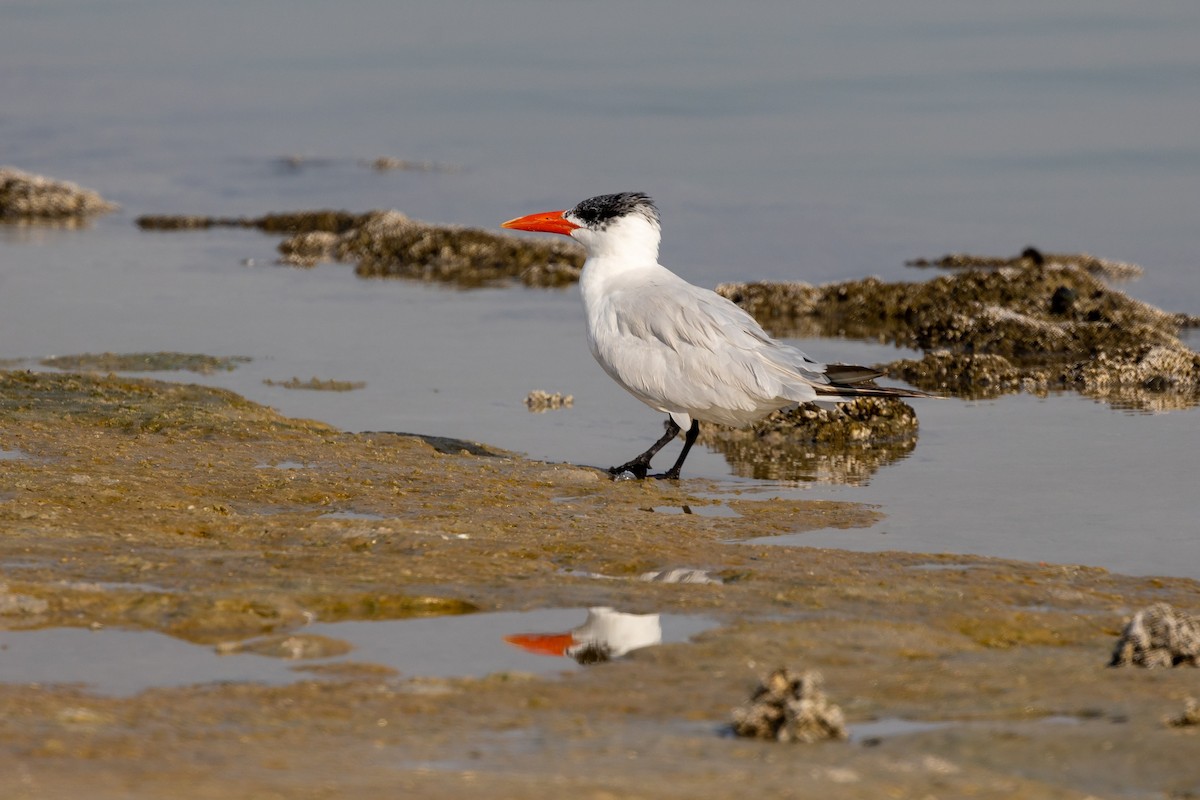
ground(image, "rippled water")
xmin=3 ymin=1 xmax=1198 ymax=578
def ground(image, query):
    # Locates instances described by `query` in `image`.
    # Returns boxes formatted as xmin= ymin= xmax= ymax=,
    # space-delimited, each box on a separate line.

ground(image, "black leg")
xmin=654 ymin=420 xmax=699 ymax=480
xmin=608 ymin=417 xmax=681 ymax=479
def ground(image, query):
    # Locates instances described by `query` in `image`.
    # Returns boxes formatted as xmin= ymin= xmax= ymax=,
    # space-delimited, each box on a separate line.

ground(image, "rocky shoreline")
xmin=2 ymin=369 xmax=1198 ymax=798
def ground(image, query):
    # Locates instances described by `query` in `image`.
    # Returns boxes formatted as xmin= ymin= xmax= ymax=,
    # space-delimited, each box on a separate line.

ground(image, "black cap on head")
xmin=569 ymin=192 xmax=659 ymax=229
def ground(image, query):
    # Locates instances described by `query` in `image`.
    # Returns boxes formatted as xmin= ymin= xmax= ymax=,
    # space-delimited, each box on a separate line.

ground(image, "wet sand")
xmin=2 ymin=369 xmax=1198 ymax=799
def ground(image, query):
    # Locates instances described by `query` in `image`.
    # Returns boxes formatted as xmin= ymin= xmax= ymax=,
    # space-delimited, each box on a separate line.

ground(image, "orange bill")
xmin=503 ymin=632 xmax=576 ymax=656
xmin=500 ymin=210 xmax=580 ymax=236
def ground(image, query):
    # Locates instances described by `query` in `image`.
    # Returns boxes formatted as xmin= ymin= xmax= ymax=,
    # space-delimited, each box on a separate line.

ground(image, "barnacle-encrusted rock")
xmin=1110 ymin=603 xmax=1200 ymax=668
xmin=701 ymin=396 xmax=917 ymax=483
xmin=335 ymin=210 xmax=583 ymax=288
xmin=525 ymin=390 xmax=573 ymax=412
xmin=0 ymin=167 xmax=117 ymax=221
xmin=888 ymin=351 xmax=1026 ymax=399
xmin=731 ymin=668 xmax=847 ymax=743
xmin=278 ymin=231 xmax=339 ymax=266
xmin=718 ymin=262 xmax=1200 ymax=410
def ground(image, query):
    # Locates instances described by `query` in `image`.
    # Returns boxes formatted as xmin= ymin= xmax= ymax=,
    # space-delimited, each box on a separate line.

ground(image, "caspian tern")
xmin=502 ymin=192 xmax=929 ymax=480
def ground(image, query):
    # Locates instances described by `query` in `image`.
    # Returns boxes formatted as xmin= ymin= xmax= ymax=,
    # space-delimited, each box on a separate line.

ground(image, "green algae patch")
xmin=0 ymin=369 xmax=319 ymax=437
xmin=41 ymin=352 xmax=251 ymax=374
xmin=0 ymin=368 xmax=877 ymax=635
xmin=952 ymin=610 xmax=1085 ymax=649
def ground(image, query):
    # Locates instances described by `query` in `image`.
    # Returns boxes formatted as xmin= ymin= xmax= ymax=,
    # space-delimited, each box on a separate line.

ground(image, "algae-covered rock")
xmin=263 ymin=376 xmax=366 ymax=391
xmin=277 ymin=231 xmax=340 ymax=267
xmin=0 ymin=369 xmax=322 ymax=437
xmin=333 ymin=210 xmax=583 ymax=288
xmin=718 ymin=262 xmax=1200 ymax=410
xmin=137 ymin=208 xmax=585 ymax=288
xmin=0 ymin=167 xmax=117 ymax=221
xmin=887 ymin=352 xmax=1026 ymax=400
xmin=701 ymin=396 xmax=917 ymax=484
xmin=137 ymin=210 xmax=364 ymax=233
xmin=907 ymin=247 xmax=1144 ymax=281
xmin=40 ymin=352 xmax=250 ymax=375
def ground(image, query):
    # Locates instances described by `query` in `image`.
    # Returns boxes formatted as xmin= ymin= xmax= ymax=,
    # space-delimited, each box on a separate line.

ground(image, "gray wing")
xmin=593 ymin=272 xmax=832 ymax=419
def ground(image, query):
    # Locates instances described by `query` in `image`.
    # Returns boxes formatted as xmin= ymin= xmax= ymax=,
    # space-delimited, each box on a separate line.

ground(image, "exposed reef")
xmin=0 ymin=167 xmax=117 ymax=222
xmin=4 ymin=368 xmax=1200 ymax=798
xmin=134 ymin=205 xmax=1200 ymax=410
xmin=137 ymin=209 xmax=585 ymax=288
xmin=700 ymin=396 xmax=917 ymax=483
xmin=907 ymin=246 xmax=1144 ymax=281
xmin=718 ymin=261 xmax=1200 ymax=410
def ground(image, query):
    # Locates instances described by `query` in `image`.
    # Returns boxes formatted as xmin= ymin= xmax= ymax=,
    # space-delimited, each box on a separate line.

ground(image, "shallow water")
xmin=0 ymin=608 xmax=715 ymax=697
xmin=2 ymin=1 xmax=1199 ymax=582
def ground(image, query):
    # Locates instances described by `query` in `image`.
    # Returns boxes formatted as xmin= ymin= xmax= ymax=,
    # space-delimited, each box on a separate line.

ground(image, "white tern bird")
xmin=502 ymin=192 xmax=929 ymax=480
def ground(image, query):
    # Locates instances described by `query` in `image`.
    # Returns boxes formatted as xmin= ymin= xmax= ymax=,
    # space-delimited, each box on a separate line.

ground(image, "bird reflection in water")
xmin=504 ymin=607 xmax=662 ymax=665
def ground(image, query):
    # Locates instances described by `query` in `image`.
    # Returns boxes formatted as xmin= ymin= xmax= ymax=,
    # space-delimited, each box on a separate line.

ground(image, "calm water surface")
xmin=2 ymin=1 xmax=1198 ymax=578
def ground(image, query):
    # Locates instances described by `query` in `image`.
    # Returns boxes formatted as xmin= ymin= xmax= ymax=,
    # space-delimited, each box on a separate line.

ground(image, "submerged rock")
xmin=215 ymin=633 xmax=353 ymax=660
xmin=731 ymin=668 xmax=848 ymax=743
xmin=40 ymin=352 xmax=251 ymax=375
xmin=365 ymin=156 xmax=458 ymax=173
xmin=0 ymin=167 xmax=117 ymax=221
xmin=1110 ymin=602 xmax=1200 ymax=668
xmin=137 ymin=210 xmax=364 ymax=233
xmin=263 ymin=376 xmax=366 ymax=391
xmin=701 ymin=396 xmax=918 ymax=484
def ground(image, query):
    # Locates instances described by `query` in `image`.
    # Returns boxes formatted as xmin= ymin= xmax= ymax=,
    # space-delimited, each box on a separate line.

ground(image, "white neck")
xmin=571 ymin=214 xmax=661 ymax=266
